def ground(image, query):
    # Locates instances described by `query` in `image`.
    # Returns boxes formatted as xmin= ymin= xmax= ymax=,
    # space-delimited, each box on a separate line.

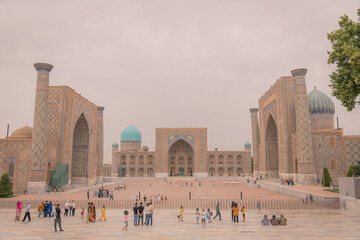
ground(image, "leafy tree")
xmin=0 ymin=173 xmax=13 ymax=198
xmin=321 ymin=168 xmax=333 ymax=187
xmin=327 ymin=9 xmax=360 ymax=111
xmin=346 ymin=161 xmax=360 ymax=177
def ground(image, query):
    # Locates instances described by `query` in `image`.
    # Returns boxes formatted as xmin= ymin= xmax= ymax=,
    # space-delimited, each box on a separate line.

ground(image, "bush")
xmin=347 ymin=161 xmax=360 ymax=177
xmin=0 ymin=173 xmax=13 ymax=198
xmin=321 ymin=168 xmax=332 ymax=187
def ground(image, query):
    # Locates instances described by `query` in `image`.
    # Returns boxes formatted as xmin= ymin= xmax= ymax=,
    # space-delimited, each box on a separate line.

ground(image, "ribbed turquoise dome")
xmin=112 ymin=142 xmax=119 ymax=147
xmin=120 ymin=125 xmax=142 ymax=141
xmin=308 ymin=87 xmax=335 ymax=115
xmin=244 ymin=142 xmax=251 ymax=147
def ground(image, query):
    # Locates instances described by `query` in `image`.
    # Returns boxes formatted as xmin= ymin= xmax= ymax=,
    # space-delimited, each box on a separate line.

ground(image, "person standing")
xmin=201 ymin=209 xmax=206 ymax=225
xmin=15 ymin=202 xmax=22 ymax=222
xmin=180 ymin=206 xmax=184 ymax=222
xmin=213 ymin=203 xmax=221 ymax=221
xmin=64 ymin=201 xmax=69 ymax=216
xmin=257 ymin=201 xmax=261 ymax=213
xmin=99 ymin=206 xmax=106 ymax=221
xmin=241 ymin=206 xmax=246 ymax=222
xmin=144 ymin=203 xmax=150 ymax=225
xmin=69 ymin=200 xmax=73 ymax=216
xmin=43 ymin=201 xmax=48 ymax=218
xmin=232 ymin=203 xmax=239 ymax=223
xmin=22 ymin=201 xmax=31 ymax=222
xmin=133 ymin=203 xmax=138 ymax=226
xmin=87 ymin=188 xmax=90 ymax=200
xmin=47 ymin=201 xmax=53 ymax=218
xmin=137 ymin=202 xmax=144 ymax=225
xmin=195 ymin=208 xmax=200 ymax=224
xmin=148 ymin=202 xmax=154 ymax=225
xmin=110 ymin=190 xmax=114 ymax=200
xmin=54 ymin=204 xmax=64 ymax=232
xmin=231 ymin=201 xmax=235 ymax=221
xmin=72 ymin=200 xmax=76 ymax=216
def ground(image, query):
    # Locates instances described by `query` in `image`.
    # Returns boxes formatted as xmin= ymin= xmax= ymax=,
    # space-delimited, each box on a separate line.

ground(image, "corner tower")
xmin=291 ymin=68 xmax=316 ymax=185
xmin=249 ymin=108 xmax=260 ymax=175
xmin=28 ymin=63 xmax=53 ymax=194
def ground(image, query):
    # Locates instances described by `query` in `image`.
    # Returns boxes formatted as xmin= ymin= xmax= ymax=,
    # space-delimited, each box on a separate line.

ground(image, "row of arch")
xmin=119 ymin=168 xmax=155 ymax=177
xmin=208 ymin=167 xmax=243 ymax=177
xmin=209 ymin=155 xmax=243 ymax=165
xmin=169 ymin=157 xmax=192 ymax=165
xmin=119 ymin=155 xmax=154 ymax=166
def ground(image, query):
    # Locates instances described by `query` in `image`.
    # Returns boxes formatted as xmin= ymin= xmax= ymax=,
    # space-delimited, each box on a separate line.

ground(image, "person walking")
xmin=213 ymin=203 xmax=221 ymax=221
xmin=37 ymin=202 xmax=43 ymax=218
xmin=15 ymin=201 xmax=22 ymax=222
xmin=241 ymin=206 xmax=246 ymax=222
xmin=72 ymin=200 xmax=76 ymax=216
xmin=133 ymin=203 xmax=138 ymax=225
xmin=22 ymin=201 xmax=31 ymax=222
xmin=99 ymin=206 xmax=106 ymax=221
xmin=54 ymin=204 xmax=64 ymax=232
xmin=122 ymin=210 xmax=129 ymax=231
xmin=232 ymin=203 xmax=239 ymax=223
xmin=138 ymin=202 xmax=144 ymax=225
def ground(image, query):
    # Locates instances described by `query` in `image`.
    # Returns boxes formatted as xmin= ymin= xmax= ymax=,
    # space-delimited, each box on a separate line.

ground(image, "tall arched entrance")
xmin=71 ymin=113 xmax=89 ymax=183
xmin=168 ymin=139 xmax=194 ymax=176
xmin=265 ymin=114 xmax=279 ymax=177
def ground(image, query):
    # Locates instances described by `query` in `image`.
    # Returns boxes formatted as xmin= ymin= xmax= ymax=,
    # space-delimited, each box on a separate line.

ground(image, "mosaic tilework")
xmin=168 ymin=134 xmax=195 ymax=148
xmin=344 ymin=137 xmax=360 ymax=167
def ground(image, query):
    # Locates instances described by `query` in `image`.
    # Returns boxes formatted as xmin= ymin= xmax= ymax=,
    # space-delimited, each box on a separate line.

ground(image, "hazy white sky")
xmin=0 ymin=0 xmax=359 ymax=163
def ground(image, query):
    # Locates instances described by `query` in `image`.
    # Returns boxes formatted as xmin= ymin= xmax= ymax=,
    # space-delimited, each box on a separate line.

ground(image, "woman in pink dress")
xmin=15 ymin=201 xmax=22 ymax=222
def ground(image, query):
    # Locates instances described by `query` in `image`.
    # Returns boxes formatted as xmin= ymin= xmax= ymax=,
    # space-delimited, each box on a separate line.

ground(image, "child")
xmin=207 ymin=209 xmax=213 ymax=223
xmin=241 ymin=206 xmax=245 ymax=222
xmin=195 ymin=208 xmax=200 ymax=224
xmin=122 ymin=210 xmax=129 ymax=231
xmin=177 ymin=206 xmax=184 ymax=222
xmin=201 ymin=209 xmax=206 ymax=225
xmin=99 ymin=206 xmax=106 ymax=221
xmin=81 ymin=209 xmax=84 ymax=220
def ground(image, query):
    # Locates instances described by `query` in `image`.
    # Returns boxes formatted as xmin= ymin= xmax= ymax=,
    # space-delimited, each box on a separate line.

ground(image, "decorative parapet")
xmin=34 ymin=63 xmax=53 ymax=72
xmin=291 ymin=68 xmax=307 ymax=80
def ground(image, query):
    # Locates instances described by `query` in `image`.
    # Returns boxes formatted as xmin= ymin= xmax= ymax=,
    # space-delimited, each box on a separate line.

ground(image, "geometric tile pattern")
xmin=344 ymin=137 xmax=360 ymax=167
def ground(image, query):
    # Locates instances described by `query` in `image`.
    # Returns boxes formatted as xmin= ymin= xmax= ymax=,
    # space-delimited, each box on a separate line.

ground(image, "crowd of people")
xmin=90 ymin=186 xmax=114 ymax=200
xmin=280 ymin=178 xmax=295 ymax=186
xmin=132 ymin=202 xmax=154 ymax=226
xmin=261 ymin=214 xmax=287 ymax=226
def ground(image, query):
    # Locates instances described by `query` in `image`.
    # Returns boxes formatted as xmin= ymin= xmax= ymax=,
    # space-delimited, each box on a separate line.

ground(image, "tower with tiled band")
xmin=249 ymin=108 xmax=260 ymax=175
xmin=291 ymin=68 xmax=316 ymax=185
xmin=27 ymin=63 xmax=53 ymax=194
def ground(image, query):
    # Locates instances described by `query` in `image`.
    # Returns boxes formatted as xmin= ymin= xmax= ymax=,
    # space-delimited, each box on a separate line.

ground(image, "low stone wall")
xmin=0 ymin=198 xmax=342 ymax=210
xmin=339 ymin=196 xmax=360 ymax=210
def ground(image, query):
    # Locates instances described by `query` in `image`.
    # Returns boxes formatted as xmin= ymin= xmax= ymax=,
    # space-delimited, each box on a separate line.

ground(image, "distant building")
xmin=250 ymin=68 xmax=360 ymax=185
xmin=111 ymin=126 xmax=251 ymax=177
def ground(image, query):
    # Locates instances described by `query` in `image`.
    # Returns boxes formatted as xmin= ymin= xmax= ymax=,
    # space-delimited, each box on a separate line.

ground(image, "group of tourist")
xmin=37 ymin=200 xmax=54 ymax=217
xmin=231 ymin=202 xmax=246 ymax=223
xmin=14 ymin=201 xmax=31 ymax=222
xmin=261 ymin=214 xmax=287 ymax=226
xmin=136 ymin=194 xmax=167 ymax=203
xmin=280 ymin=178 xmax=295 ymax=186
xmin=114 ymin=183 xmax=126 ymax=190
xmin=92 ymin=186 xmax=114 ymax=200
xmin=303 ymin=194 xmax=315 ymax=203
xmin=132 ymin=202 xmax=154 ymax=226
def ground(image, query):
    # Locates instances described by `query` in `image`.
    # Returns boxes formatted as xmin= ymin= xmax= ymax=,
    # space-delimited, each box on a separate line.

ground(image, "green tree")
xmin=321 ymin=168 xmax=333 ymax=187
xmin=327 ymin=9 xmax=360 ymax=111
xmin=346 ymin=161 xmax=360 ymax=177
xmin=0 ymin=173 xmax=13 ymax=198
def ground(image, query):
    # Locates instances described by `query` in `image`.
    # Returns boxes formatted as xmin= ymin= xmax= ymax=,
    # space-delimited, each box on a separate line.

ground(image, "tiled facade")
xmin=250 ymin=68 xmax=360 ymax=184
xmin=0 ymin=63 xmax=104 ymax=194
xmin=111 ymin=128 xmax=251 ymax=177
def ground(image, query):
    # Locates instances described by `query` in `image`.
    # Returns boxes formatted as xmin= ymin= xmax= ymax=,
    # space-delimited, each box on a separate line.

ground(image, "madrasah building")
xmin=250 ymin=68 xmax=360 ymax=185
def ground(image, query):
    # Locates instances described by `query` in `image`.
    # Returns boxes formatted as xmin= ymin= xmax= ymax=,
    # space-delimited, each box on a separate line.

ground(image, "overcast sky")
xmin=1 ymin=0 xmax=359 ymax=163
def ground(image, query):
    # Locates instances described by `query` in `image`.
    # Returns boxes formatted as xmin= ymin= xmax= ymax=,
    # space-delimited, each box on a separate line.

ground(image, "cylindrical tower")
xmin=111 ymin=142 xmax=119 ymax=177
xmin=96 ymin=106 xmax=105 ymax=177
xmin=249 ymin=108 xmax=260 ymax=175
xmin=28 ymin=63 xmax=53 ymax=194
xmin=291 ymin=68 xmax=316 ymax=185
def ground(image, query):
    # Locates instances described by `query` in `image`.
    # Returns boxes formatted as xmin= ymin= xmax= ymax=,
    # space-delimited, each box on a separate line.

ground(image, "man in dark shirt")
xmin=43 ymin=201 xmax=48 ymax=218
xmin=133 ymin=203 xmax=138 ymax=225
xmin=137 ymin=202 xmax=145 ymax=225
xmin=54 ymin=204 xmax=64 ymax=232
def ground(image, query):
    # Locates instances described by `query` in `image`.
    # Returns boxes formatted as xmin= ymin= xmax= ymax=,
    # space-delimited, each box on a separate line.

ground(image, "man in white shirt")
xmin=64 ymin=201 xmax=70 ymax=216
xmin=72 ymin=200 xmax=76 ymax=216
xmin=144 ymin=203 xmax=150 ymax=225
xmin=148 ymin=202 xmax=154 ymax=225
xmin=22 ymin=201 xmax=31 ymax=222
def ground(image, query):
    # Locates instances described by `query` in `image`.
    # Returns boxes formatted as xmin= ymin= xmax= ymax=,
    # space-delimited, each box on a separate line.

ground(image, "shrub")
xmin=0 ymin=173 xmax=13 ymax=198
xmin=321 ymin=168 xmax=332 ymax=187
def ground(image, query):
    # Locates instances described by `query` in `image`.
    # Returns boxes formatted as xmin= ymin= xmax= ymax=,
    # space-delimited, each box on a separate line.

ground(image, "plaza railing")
xmin=0 ymin=198 xmax=344 ymax=210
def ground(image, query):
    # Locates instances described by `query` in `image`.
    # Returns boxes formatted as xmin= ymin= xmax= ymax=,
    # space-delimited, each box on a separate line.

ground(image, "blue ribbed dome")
xmin=244 ymin=142 xmax=251 ymax=147
xmin=308 ymin=87 xmax=335 ymax=115
xmin=112 ymin=142 xmax=119 ymax=147
xmin=120 ymin=125 xmax=142 ymax=141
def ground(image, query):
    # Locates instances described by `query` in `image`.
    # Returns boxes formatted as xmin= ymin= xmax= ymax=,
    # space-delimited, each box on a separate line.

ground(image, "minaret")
xmin=249 ymin=108 xmax=260 ymax=175
xmin=28 ymin=63 xmax=53 ymax=194
xmin=291 ymin=68 xmax=316 ymax=185
xmin=96 ymin=106 xmax=105 ymax=177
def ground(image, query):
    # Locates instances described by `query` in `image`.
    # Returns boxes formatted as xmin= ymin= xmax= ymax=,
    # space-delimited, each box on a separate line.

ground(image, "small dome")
xmin=120 ymin=125 xmax=142 ymax=142
xmin=308 ymin=87 xmax=335 ymax=115
xmin=244 ymin=142 xmax=251 ymax=147
xmin=10 ymin=126 xmax=33 ymax=138
xmin=112 ymin=142 xmax=119 ymax=147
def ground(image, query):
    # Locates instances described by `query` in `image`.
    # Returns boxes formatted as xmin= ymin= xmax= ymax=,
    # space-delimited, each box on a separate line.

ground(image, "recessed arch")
xmin=168 ymin=139 xmax=194 ymax=176
xmin=265 ymin=113 xmax=279 ymax=177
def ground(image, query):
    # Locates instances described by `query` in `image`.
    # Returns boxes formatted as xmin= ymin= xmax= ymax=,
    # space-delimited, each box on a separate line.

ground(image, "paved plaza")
xmin=0 ymin=208 xmax=359 ymax=240
xmin=11 ymin=180 xmax=299 ymax=201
